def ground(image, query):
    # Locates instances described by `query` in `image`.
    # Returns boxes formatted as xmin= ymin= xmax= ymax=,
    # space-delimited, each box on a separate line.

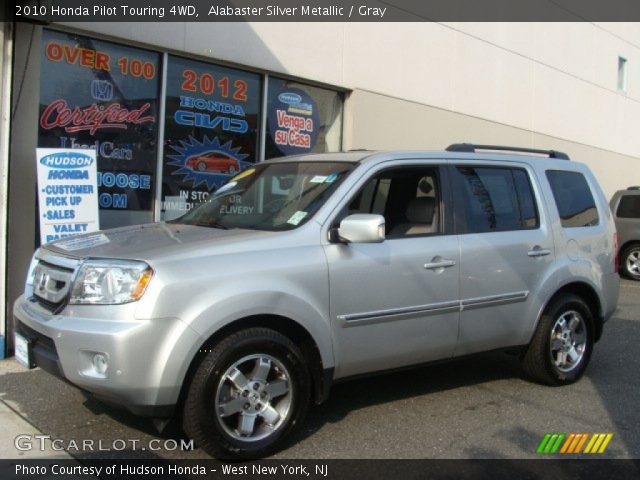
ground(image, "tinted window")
xmin=546 ymin=170 xmax=599 ymax=227
xmin=453 ymin=167 xmax=538 ymax=233
xmin=616 ymin=195 xmax=640 ymax=219
xmin=513 ymin=170 xmax=539 ymax=228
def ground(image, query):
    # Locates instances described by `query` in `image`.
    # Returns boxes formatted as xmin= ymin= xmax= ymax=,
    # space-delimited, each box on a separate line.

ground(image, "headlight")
xmin=70 ymin=260 xmax=153 ymax=305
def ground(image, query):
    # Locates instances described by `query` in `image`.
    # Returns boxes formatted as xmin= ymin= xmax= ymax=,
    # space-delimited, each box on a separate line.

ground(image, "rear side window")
xmin=546 ymin=170 xmax=599 ymax=227
xmin=616 ymin=195 xmax=640 ymax=219
xmin=452 ymin=166 xmax=539 ymax=233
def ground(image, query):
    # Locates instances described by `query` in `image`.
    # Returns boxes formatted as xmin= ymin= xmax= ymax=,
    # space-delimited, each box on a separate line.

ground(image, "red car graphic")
xmin=186 ymin=151 xmax=240 ymax=175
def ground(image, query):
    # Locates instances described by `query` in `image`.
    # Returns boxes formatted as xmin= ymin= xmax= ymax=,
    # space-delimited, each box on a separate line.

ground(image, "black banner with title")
xmin=2 ymin=459 xmax=640 ymax=480
xmin=7 ymin=0 xmax=640 ymax=22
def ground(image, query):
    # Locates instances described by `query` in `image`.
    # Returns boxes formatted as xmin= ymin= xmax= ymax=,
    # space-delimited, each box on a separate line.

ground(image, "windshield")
xmin=174 ymin=161 xmax=354 ymax=231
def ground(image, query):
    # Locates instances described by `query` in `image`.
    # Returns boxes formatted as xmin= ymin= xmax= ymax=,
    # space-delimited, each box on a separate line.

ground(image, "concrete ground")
xmin=0 ymin=280 xmax=638 ymax=460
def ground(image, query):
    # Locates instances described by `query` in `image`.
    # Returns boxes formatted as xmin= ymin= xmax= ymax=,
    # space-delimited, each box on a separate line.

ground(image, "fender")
xmin=187 ymin=289 xmax=334 ymax=370
xmin=525 ymin=257 xmax=605 ymax=344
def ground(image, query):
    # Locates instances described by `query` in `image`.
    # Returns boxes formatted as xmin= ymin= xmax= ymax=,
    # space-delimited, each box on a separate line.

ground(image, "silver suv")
xmin=13 ymin=144 xmax=619 ymax=458
xmin=610 ymin=187 xmax=640 ymax=280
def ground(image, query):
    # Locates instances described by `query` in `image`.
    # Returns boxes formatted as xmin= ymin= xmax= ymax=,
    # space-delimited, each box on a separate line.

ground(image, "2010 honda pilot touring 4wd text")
xmin=13 ymin=144 xmax=619 ymax=458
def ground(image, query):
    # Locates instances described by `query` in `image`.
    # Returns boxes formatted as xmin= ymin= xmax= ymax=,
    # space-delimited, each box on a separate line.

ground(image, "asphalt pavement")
xmin=1 ymin=280 xmax=639 ymax=460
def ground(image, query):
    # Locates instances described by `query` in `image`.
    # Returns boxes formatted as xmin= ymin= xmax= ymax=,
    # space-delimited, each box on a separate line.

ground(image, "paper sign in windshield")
xmin=287 ymin=211 xmax=308 ymax=226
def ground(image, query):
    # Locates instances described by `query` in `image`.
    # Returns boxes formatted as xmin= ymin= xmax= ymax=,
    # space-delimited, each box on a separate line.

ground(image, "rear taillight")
xmin=614 ymin=232 xmax=619 ymax=274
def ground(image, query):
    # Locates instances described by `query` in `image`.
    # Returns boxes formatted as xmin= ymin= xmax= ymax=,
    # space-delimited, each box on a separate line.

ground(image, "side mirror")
xmin=336 ymin=214 xmax=385 ymax=243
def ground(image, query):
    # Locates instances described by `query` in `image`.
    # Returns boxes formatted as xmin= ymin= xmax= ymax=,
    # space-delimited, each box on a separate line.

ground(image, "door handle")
xmin=527 ymin=246 xmax=551 ymax=257
xmin=424 ymin=259 xmax=456 ymax=270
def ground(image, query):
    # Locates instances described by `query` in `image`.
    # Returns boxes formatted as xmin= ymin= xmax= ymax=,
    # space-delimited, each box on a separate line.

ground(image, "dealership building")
xmin=0 ymin=20 xmax=639 ymax=356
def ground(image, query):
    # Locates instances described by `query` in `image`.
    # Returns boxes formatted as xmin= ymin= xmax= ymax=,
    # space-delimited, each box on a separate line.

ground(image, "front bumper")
xmin=13 ymin=295 xmax=202 ymax=417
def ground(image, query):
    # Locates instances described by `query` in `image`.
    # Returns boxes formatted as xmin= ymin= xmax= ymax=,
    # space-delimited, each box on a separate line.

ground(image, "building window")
xmin=618 ymin=56 xmax=628 ymax=92
xmin=265 ymin=78 xmax=343 ymax=159
xmin=37 ymin=29 xmax=345 ymax=226
xmin=38 ymin=29 xmax=162 ymax=229
xmin=160 ymin=55 xmax=262 ymax=220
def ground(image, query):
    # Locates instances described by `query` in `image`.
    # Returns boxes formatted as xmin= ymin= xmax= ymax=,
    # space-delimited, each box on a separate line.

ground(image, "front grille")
xmin=32 ymin=258 xmax=75 ymax=311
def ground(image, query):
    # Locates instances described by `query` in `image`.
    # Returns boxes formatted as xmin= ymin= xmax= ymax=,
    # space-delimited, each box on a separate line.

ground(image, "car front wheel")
xmin=183 ymin=328 xmax=310 ymax=459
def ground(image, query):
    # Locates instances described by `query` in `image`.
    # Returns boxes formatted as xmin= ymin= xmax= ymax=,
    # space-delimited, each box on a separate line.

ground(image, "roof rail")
xmin=446 ymin=143 xmax=570 ymax=160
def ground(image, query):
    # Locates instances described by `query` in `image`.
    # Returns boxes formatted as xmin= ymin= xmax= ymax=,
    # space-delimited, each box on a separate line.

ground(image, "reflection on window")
xmin=176 ymin=161 xmax=353 ymax=231
xmin=546 ymin=170 xmax=599 ymax=228
xmin=455 ymin=167 xmax=539 ymax=233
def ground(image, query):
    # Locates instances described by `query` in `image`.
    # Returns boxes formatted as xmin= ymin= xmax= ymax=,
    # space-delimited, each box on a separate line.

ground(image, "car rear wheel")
xmin=182 ymin=328 xmax=310 ymax=459
xmin=228 ymin=166 xmax=237 ymax=175
xmin=621 ymin=244 xmax=640 ymax=280
xmin=521 ymin=293 xmax=594 ymax=385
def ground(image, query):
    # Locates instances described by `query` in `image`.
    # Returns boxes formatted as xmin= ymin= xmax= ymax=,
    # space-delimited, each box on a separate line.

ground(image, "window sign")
xmin=268 ymin=87 xmax=319 ymax=155
xmin=266 ymin=78 xmax=343 ymax=159
xmin=38 ymin=29 xmax=161 ymax=228
xmin=161 ymin=56 xmax=261 ymax=220
xmin=36 ymin=148 xmax=99 ymax=245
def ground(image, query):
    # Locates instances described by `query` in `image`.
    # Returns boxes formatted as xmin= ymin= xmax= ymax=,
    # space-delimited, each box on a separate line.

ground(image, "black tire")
xmin=182 ymin=328 xmax=310 ymax=459
xmin=197 ymin=162 xmax=207 ymax=172
xmin=620 ymin=244 xmax=640 ymax=281
xmin=521 ymin=294 xmax=594 ymax=385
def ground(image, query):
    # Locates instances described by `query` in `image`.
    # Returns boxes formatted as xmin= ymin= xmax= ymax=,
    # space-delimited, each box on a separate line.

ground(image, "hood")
xmin=44 ymin=222 xmax=276 ymax=261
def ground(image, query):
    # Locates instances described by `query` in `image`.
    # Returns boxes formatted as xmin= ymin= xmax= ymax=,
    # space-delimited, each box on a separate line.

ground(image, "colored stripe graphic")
xmin=550 ymin=433 xmax=566 ymax=453
xmin=574 ymin=433 xmax=589 ymax=453
xmin=537 ymin=433 xmax=565 ymax=454
xmin=585 ymin=433 xmax=614 ymax=454
xmin=560 ymin=433 xmax=575 ymax=454
xmin=539 ymin=433 xmax=613 ymax=454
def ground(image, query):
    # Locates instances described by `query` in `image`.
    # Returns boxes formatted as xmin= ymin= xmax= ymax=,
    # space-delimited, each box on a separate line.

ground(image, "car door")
xmin=323 ymin=162 xmax=461 ymax=379
xmin=451 ymin=163 xmax=555 ymax=355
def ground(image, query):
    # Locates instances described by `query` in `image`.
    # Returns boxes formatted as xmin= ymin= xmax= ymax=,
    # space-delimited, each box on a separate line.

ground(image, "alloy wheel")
xmin=626 ymin=249 xmax=640 ymax=278
xmin=550 ymin=310 xmax=587 ymax=372
xmin=214 ymin=354 xmax=292 ymax=442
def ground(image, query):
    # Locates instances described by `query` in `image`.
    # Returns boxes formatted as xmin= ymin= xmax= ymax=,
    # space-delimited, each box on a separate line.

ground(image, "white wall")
xmin=65 ymin=21 xmax=640 ymax=161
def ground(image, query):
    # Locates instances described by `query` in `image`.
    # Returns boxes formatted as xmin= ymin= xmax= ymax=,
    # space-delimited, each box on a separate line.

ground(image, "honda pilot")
xmin=13 ymin=144 xmax=619 ymax=458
